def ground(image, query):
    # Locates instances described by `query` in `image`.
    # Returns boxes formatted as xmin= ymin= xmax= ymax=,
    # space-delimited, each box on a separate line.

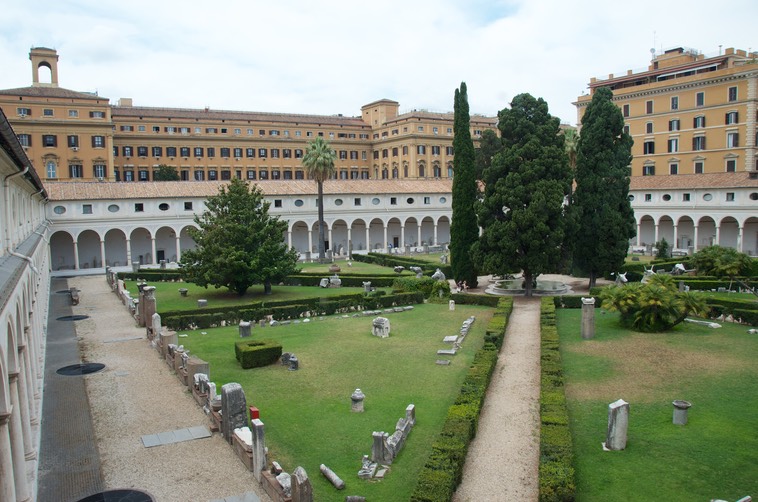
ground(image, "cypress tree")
xmin=572 ymin=86 xmax=636 ymax=288
xmin=450 ymin=82 xmax=479 ymax=288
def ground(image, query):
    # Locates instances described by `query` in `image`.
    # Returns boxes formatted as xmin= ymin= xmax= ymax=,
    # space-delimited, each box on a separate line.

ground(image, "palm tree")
xmin=302 ymin=137 xmax=336 ymax=263
xmin=563 ymin=128 xmax=579 ymax=170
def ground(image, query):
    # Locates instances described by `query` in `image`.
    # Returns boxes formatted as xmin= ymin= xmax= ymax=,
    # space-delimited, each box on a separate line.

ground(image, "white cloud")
xmin=1 ymin=0 xmax=755 ymax=125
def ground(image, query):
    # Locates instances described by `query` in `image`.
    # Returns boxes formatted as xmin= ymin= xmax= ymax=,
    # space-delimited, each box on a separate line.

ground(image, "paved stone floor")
xmin=37 ymin=277 xmax=105 ymax=502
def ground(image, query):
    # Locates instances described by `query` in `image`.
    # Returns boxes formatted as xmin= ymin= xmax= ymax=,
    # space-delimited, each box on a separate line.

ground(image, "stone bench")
xmin=70 ymin=287 xmax=80 ymax=306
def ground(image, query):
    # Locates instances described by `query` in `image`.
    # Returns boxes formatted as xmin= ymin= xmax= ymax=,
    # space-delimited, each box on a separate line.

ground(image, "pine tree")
xmin=474 ymin=93 xmax=571 ymax=296
xmin=450 ymin=82 xmax=479 ymax=288
xmin=572 ymin=86 xmax=636 ymax=288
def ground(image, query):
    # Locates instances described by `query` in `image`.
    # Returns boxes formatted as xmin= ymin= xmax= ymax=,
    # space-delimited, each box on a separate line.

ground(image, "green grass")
xmin=557 ymin=309 xmax=758 ymax=501
xmin=298 ymin=260 xmax=417 ymax=275
xmin=181 ymin=303 xmax=493 ymax=501
xmin=124 ymin=280 xmax=392 ymax=313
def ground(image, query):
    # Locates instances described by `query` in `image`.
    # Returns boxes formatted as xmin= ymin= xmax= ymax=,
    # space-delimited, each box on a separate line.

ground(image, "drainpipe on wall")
xmin=4 ymin=165 xmax=29 ymax=252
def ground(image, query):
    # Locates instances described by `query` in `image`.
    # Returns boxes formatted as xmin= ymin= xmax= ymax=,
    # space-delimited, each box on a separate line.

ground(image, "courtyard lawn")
xmin=123 ymin=280 xmax=391 ymax=313
xmin=298 ymin=260 xmax=415 ymax=276
xmin=556 ymin=309 xmax=758 ymax=501
xmin=181 ymin=303 xmax=493 ymax=502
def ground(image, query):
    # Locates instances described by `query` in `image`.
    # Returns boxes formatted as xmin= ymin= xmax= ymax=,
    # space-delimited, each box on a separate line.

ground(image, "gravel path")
xmin=69 ymin=275 xmax=271 ymax=502
xmin=452 ymin=296 xmax=542 ymax=502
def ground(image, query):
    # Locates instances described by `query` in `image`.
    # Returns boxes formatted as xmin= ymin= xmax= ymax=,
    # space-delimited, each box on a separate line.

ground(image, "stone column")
xmin=307 ymin=229 xmax=313 ymax=254
xmin=400 ymin=225 xmax=405 ymax=248
xmin=150 ymin=237 xmax=157 ymax=265
xmin=715 ymin=225 xmax=720 ymax=246
xmin=251 ymin=418 xmax=266 ymax=483
xmin=673 ymin=225 xmax=678 ymax=249
xmin=15 ymin=350 xmax=35 ymax=460
xmin=365 ymin=227 xmax=370 ymax=251
xmin=383 ymin=225 xmax=388 ymax=250
xmin=8 ymin=375 xmax=30 ymax=501
xmin=351 ymin=389 xmax=365 ymax=412
xmin=581 ymin=297 xmax=596 ymax=340
xmin=99 ymin=240 xmax=106 ymax=268
xmin=636 ymin=222 xmax=641 ymax=246
xmin=0 ymin=415 xmax=16 ymax=502
xmin=417 ymin=226 xmax=422 ymax=248
xmin=693 ymin=225 xmax=699 ymax=251
xmin=654 ymin=224 xmax=659 ymax=245
xmin=287 ymin=230 xmax=292 ymax=249
xmin=328 ymin=227 xmax=333 ymax=252
xmin=175 ymin=235 xmax=182 ymax=262
xmin=73 ymin=241 xmax=80 ymax=270
xmin=126 ymin=238 xmax=132 ymax=264
xmin=604 ymin=398 xmax=629 ymax=451
xmin=433 ymin=223 xmax=438 ymax=246
xmin=22 ymin=340 xmax=37 ymax=421
xmin=346 ymin=228 xmax=352 ymax=256
xmin=737 ymin=226 xmax=743 ymax=252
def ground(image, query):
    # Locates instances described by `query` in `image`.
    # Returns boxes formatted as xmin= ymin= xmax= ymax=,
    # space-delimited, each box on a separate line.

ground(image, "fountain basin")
xmin=485 ymin=277 xmax=571 ymax=296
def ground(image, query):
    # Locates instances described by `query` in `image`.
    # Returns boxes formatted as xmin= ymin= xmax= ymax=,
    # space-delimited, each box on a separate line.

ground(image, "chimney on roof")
xmin=118 ymin=98 xmax=133 ymax=107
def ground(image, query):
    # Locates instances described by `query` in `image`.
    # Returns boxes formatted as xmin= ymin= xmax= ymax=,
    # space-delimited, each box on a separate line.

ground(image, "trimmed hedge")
xmin=353 ymin=252 xmax=453 ymax=278
xmin=539 ymin=297 xmax=576 ymax=502
xmin=707 ymin=296 xmax=758 ymax=326
xmin=118 ymin=270 xmax=183 ymax=282
xmin=450 ymin=293 xmax=500 ymax=307
xmin=553 ymin=295 xmax=600 ymax=309
xmin=234 ymin=339 xmax=283 ymax=369
xmin=410 ymin=298 xmax=513 ymax=502
xmin=283 ymin=273 xmax=398 ymax=288
xmin=161 ymin=292 xmax=425 ymax=330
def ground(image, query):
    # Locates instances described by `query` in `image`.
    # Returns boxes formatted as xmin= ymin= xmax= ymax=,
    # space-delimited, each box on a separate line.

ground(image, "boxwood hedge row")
xmin=539 ymin=297 xmax=576 ymax=502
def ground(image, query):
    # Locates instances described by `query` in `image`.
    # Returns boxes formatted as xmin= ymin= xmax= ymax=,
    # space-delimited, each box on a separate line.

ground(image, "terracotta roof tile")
xmin=0 ymin=86 xmax=106 ymax=100
xmin=629 ymin=172 xmax=758 ymax=190
xmin=45 ymin=179 xmax=453 ymax=201
xmin=111 ymin=106 xmax=369 ymax=127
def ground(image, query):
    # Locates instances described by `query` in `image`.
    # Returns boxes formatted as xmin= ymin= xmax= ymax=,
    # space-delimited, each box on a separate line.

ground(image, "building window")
xmin=137 ymin=146 xmax=148 ymax=157
xmin=167 ymin=146 xmax=177 ymax=157
xmin=247 ymin=170 xmax=256 ymax=180
xmin=682 ymin=193 xmax=691 ymax=202
xmin=108 ymin=204 xmax=119 ymax=213
xmin=259 ymin=169 xmax=268 ymax=180
xmin=725 ymin=159 xmax=737 ymax=172
xmin=662 ymin=194 xmax=671 ymax=201
xmin=82 ymin=204 xmax=93 ymax=214
xmin=247 ymin=129 xmax=254 ymax=135
xmin=124 ymin=170 xmax=134 ymax=181
xmin=179 ymin=147 xmax=190 ymax=157
xmin=90 ymin=110 xmax=105 ymax=119
xmin=221 ymin=170 xmax=231 ymax=180
xmin=694 ymin=161 xmax=704 ymax=174
xmin=18 ymin=134 xmax=31 ymax=147
xmin=94 ymin=164 xmax=106 ymax=178
xmin=207 ymin=147 xmax=215 ymax=158
xmin=208 ymin=169 xmax=217 ymax=180
xmin=258 ymin=148 xmax=267 ymax=158
xmin=646 ymin=122 xmax=653 ymax=134
xmin=418 ymin=126 xmax=424 ymax=132
xmin=194 ymin=170 xmax=205 ymax=181
xmin=423 ymin=196 xmax=431 ymax=204
xmin=206 ymin=127 xmax=217 ymax=134
xmin=69 ymin=109 xmax=79 ymax=117
xmin=645 ymin=100 xmax=653 ymax=114
xmin=693 ymin=116 xmax=705 ymax=128
xmin=669 ymin=163 xmax=678 ymax=175
xmin=670 ymin=96 xmax=678 ymax=110
xmin=283 ymin=170 xmax=292 ymax=180
xmin=194 ymin=147 xmax=204 ymax=157
xmin=139 ymin=169 xmax=149 ymax=181
xmin=271 ymin=169 xmax=280 ymax=179
xmin=727 ymin=132 xmax=739 ymax=148
xmin=220 ymin=147 xmax=231 ymax=158
xmin=693 ymin=136 xmax=706 ymax=151
xmin=417 ymin=145 xmax=426 ymax=155
xmin=643 ymin=164 xmax=655 ymax=176
xmin=17 ymin=107 xmax=32 ymax=116
xmin=644 ymin=194 xmax=652 ymax=202
xmin=295 ymin=149 xmax=303 ymax=159
xmin=446 ymin=146 xmax=454 ymax=155
xmin=120 ymin=125 xmax=134 ymax=131
xmin=159 ymin=203 xmax=169 ymax=211
xmin=46 ymin=161 xmax=56 ymax=178
xmin=92 ymin=135 xmax=105 ymax=148
xmin=668 ymin=119 xmax=680 ymax=131
xmin=622 ymin=104 xmax=630 ymax=117
xmin=726 ymin=192 xmax=735 ymax=202
xmin=69 ymin=164 xmax=83 ymax=178
xmin=184 ymin=201 xmax=193 ymax=211
xmin=295 ymin=170 xmax=304 ymax=179
xmin=728 ymin=86 xmax=738 ymax=102
xmin=354 ymin=198 xmax=362 ymax=206
xmin=152 ymin=146 xmax=163 ymax=157
xmin=431 ymin=146 xmax=441 ymax=155
xmin=703 ymin=193 xmax=713 ymax=201
xmin=123 ymin=146 xmax=133 ymax=156
xmin=43 ymin=135 xmax=57 ymax=147
xmin=246 ymin=148 xmax=255 ymax=158
xmin=667 ymin=138 xmax=679 ymax=153
xmin=234 ymin=148 xmax=243 ymax=158
xmin=165 ymin=126 xmax=176 ymax=134
xmin=643 ymin=141 xmax=655 ymax=155
xmin=138 ymin=126 xmax=145 ymax=132
xmin=362 ymin=151 xmax=367 ymax=160
xmin=43 ymin=108 xmax=54 ymax=116
xmin=152 ymin=126 xmax=160 ymax=133
xmin=725 ymin=111 xmax=739 ymax=125
xmin=135 ymin=203 xmax=144 ymax=212
xmin=271 ymin=149 xmax=280 ymax=158
xmin=696 ymin=92 xmax=704 ymax=107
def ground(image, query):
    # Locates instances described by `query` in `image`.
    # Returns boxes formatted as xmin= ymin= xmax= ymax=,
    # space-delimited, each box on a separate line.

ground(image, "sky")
xmin=1 ymin=0 xmax=756 ymax=126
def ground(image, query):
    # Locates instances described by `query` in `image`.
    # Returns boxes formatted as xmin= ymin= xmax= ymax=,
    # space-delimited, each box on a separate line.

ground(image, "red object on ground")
xmin=249 ymin=406 xmax=259 ymax=420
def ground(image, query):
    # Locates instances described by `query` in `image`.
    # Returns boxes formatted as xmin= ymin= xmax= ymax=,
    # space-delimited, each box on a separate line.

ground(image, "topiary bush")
xmin=235 ymin=339 xmax=283 ymax=369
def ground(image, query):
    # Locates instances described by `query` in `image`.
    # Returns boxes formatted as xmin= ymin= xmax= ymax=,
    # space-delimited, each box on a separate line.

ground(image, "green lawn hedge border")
xmin=234 ymin=339 xmax=283 ymax=369
xmin=353 ymin=252 xmax=453 ymax=277
xmin=162 ymin=291 xmax=425 ymax=330
xmin=539 ymin=297 xmax=576 ymax=502
xmin=410 ymin=297 xmax=513 ymax=502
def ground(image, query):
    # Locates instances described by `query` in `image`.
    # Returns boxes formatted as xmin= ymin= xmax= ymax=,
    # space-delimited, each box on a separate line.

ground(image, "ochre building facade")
xmin=0 ymin=48 xmax=496 ymax=183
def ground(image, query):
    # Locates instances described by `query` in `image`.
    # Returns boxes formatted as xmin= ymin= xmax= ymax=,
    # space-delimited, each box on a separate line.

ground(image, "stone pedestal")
xmin=604 ymin=398 xmax=629 ymax=451
xmin=449 ymin=300 xmax=455 ymax=311
xmin=251 ymin=418 xmax=266 ymax=483
xmin=672 ymin=400 xmax=691 ymax=425
xmin=581 ymin=297 xmax=596 ymax=340
xmin=351 ymin=388 xmax=365 ymax=412
xmin=150 ymin=313 xmax=162 ymax=341
xmin=197 ymin=299 xmax=207 ymax=308
xmin=239 ymin=321 xmax=251 ymax=338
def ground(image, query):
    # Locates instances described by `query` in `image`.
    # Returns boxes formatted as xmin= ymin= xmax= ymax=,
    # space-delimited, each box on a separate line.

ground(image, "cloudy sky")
xmin=1 ymin=0 xmax=756 ymax=125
